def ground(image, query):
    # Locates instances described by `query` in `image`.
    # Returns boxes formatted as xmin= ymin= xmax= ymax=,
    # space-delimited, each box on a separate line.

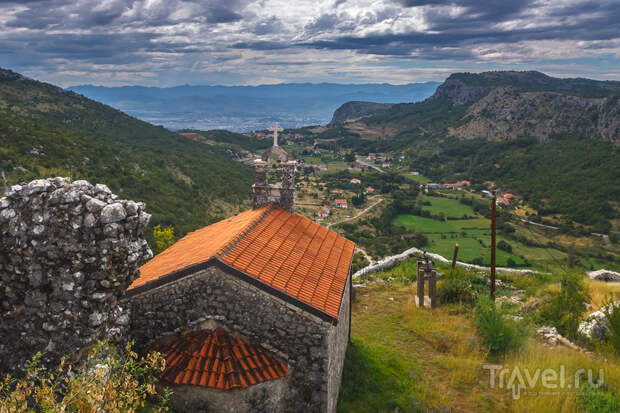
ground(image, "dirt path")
xmin=327 ymin=197 xmax=384 ymax=229
xmin=355 ymin=246 xmax=373 ymax=264
xmin=518 ymin=218 xmax=559 ymax=230
xmin=356 ymin=158 xmax=385 ymax=174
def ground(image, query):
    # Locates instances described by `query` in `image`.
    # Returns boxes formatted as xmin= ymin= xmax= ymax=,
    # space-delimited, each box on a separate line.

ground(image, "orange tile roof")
xmin=130 ymin=205 xmax=271 ymax=290
xmin=153 ymin=329 xmax=287 ymax=390
xmin=129 ymin=204 xmax=355 ymax=320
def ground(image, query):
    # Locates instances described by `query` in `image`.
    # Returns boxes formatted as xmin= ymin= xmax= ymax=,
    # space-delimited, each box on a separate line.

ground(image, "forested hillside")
xmin=0 ymin=68 xmax=253 ymax=239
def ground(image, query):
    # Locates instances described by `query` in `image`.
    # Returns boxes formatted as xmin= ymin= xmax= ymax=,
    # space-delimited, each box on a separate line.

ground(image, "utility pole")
xmin=490 ymin=190 xmax=497 ymax=301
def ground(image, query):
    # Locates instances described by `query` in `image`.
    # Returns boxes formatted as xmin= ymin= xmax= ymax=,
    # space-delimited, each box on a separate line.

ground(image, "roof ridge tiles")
xmin=215 ymin=203 xmax=276 ymax=259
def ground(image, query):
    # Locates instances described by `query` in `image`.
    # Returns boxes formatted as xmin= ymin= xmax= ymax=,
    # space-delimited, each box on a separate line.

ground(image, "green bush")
xmin=539 ymin=273 xmax=590 ymax=340
xmin=473 ymin=295 xmax=526 ymax=357
xmin=438 ymin=269 xmax=485 ymax=305
xmin=602 ymin=296 xmax=620 ymax=355
xmin=497 ymin=240 xmax=513 ymax=253
xmin=579 ymin=387 xmax=620 ymax=413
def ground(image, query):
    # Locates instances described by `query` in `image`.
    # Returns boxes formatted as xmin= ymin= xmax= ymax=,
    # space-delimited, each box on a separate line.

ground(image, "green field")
xmin=392 ymin=214 xmax=487 ymax=233
xmin=402 ymin=172 xmax=430 ymax=184
xmin=422 ymin=195 xmax=475 ymax=218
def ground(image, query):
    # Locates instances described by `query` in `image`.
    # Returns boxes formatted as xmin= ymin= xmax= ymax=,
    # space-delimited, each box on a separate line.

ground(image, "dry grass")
xmin=504 ymin=341 xmax=620 ymax=413
xmin=341 ymin=280 xmax=620 ymax=412
xmin=586 ymin=280 xmax=620 ymax=312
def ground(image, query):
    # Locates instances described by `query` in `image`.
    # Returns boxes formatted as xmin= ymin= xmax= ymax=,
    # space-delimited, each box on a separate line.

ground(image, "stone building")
xmin=124 ymin=135 xmax=355 ymax=412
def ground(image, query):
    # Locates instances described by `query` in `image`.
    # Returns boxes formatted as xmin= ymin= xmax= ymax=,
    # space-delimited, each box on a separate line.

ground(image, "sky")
xmin=0 ymin=0 xmax=619 ymax=87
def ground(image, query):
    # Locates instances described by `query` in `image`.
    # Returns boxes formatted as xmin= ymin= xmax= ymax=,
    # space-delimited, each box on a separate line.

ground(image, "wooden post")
xmin=490 ymin=190 xmax=497 ymax=301
xmin=451 ymin=243 xmax=459 ymax=270
xmin=429 ymin=270 xmax=437 ymax=308
xmin=417 ymin=261 xmax=425 ymax=308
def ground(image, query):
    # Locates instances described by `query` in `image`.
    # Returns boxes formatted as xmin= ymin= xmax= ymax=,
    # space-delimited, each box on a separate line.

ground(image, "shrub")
xmin=579 ymin=387 xmax=620 ymax=413
xmin=497 ymin=240 xmax=512 ymax=253
xmin=601 ymin=296 xmax=620 ymax=355
xmin=472 ymin=257 xmax=484 ymax=266
xmin=473 ymin=295 xmax=526 ymax=356
xmin=438 ymin=269 xmax=485 ymax=305
xmin=539 ymin=273 xmax=590 ymax=340
xmin=0 ymin=341 xmax=169 ymax=412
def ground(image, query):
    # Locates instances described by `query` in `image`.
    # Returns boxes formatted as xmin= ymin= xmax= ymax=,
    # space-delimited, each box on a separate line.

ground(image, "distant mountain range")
xmin=67 ymin=82 xmax=440 ymax=132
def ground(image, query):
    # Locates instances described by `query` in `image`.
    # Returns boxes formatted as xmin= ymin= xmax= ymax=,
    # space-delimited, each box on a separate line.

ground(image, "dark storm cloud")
xmin=3 ymin=0 xmax=247 ymax=30
xmin=285 ymin=0 xmax=620 ymax=60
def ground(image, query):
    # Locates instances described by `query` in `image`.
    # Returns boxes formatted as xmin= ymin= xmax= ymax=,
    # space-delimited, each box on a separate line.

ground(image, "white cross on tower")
xmin=268 ymin=122 xmax=283 ymax=147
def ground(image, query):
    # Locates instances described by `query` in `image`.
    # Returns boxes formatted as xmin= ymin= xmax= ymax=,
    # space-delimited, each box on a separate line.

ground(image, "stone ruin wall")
xmin=0 ymin=177 xmax=152 ymax=373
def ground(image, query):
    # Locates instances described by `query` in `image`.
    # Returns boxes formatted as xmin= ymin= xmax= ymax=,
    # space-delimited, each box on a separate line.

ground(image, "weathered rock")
xmin=587 ymin=269 xmax=620 ymax=282
xmin=100 ymin=203 xmax=126 ymax=224
xmin=85 ymin=197 xmax=106 ymax=213
xmin=0 ymin=177 xmax=151 ymax=373
xmin=578 ymin=301 xmax=620 ymax=340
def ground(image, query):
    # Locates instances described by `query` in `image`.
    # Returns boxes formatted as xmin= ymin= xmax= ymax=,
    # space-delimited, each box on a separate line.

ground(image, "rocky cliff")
xmin=330 ymin=101 xmax=394 ymax=124
xmin=432 ymin=71 xmax=620 ymax=142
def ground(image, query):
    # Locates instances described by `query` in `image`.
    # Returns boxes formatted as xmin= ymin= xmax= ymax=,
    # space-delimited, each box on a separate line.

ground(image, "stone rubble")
xmin=578 ymin=301 xmax=620 ymax=340
xmin=0 ymin=177 xmax=152 ymax=373
xmin=587 ymin=269 xmax=620 ymax=282
xmin=536 ymin=326 xmax=589 ymax=353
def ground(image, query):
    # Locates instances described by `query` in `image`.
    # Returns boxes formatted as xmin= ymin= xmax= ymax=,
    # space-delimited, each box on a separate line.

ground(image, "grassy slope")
xmin=0 ymin=68 xmax=253 ymax=238
xmin=339 ymin=264 xmax=620 ymax=413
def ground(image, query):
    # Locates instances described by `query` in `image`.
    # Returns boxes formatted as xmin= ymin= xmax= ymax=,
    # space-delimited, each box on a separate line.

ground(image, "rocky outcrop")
xmin=588 ymin=269 xmax=620 ymax=282
xmin=0 ymin=177 xmax=152 ymax=373
xmin=448 ymin=87 xmax=620 ymax=142
xmin=330 ymin=101 xmax=394 ymax=124
xmin=578 ymin=301 xmax=620 ymax=340
xmin=431 ymin=76 xmax=493 ymax=106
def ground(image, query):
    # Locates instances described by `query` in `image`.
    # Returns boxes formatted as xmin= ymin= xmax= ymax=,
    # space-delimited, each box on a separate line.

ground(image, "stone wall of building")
xmin=0 ymin=177 xmax=152 ymax=373
xmin=124 ymin=265 xmax=346 ymax=412
xmin=327 ymin=277 xmax=351 ymax=413
xmin=166 ymin=374 xmax=288 ymax=413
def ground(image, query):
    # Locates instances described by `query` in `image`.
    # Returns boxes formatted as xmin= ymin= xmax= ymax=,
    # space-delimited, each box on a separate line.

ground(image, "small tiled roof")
xmin=154 ymin=329 xmax=287 ymax=390
xmin=129 ymin=204 xmax=355 ymax=320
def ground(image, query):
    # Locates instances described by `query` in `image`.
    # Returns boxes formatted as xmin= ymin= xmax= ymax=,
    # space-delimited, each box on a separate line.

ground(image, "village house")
xmin=497 ymin=197 xmax=510 ymax=206
xmin=350 ymin=178 xmax=361 ymax=184
xmin=333 ymin=199 xmax=348 ymax=209
xmin=365 ymin=187 xmax=375 ymax=194
xmin=381 ymin=162 xmax=391 ymax=168
xmin=316 ymin=206 xmax=331 ymax=221
xmin=124 ymin=128 xmax=355 ymax=413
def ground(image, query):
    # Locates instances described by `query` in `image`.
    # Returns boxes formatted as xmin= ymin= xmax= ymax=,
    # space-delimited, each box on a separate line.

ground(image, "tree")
xmin=153 ymin=225 xmax=175 ymax=254
xmin=497 ymin=240 xmax=513 ymax=253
